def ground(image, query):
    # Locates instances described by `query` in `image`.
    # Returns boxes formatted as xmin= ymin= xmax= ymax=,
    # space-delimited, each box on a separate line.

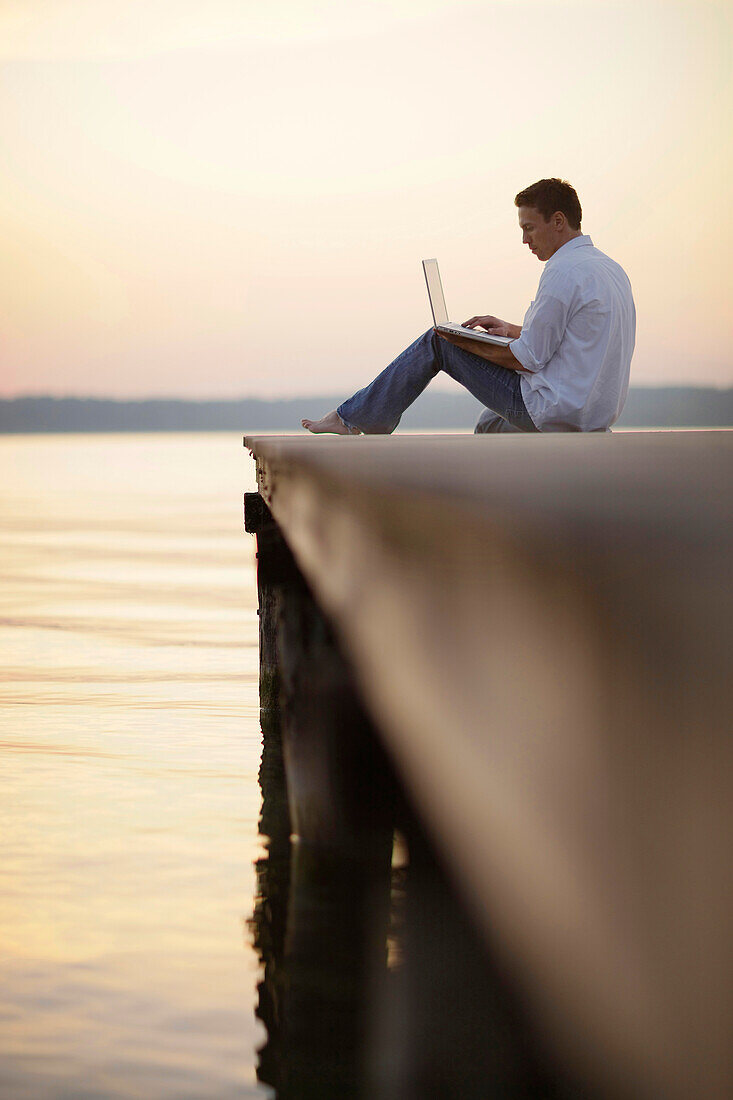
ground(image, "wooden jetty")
xmin=244 ymin=430 xmax=732 ymax=1099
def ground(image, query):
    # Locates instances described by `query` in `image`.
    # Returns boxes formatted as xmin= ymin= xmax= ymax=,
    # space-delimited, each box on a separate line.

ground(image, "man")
xmin=302 ymin=178 xmax=635 ymax=435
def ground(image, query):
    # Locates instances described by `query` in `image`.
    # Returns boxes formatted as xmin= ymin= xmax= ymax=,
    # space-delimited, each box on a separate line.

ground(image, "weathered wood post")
xmin=245 ymin=489 xmax=395 ymax=855
xmin=244 ymin=490 xmax=293 ymax=726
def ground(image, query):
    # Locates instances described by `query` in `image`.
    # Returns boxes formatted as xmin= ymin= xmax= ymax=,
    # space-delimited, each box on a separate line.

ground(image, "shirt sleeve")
xmin=509 ymin=289 xmax=571 ymax=374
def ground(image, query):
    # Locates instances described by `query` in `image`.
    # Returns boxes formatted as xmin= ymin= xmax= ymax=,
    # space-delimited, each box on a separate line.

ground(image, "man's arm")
xmin=435 ymin=329 xmax=526 ymax=371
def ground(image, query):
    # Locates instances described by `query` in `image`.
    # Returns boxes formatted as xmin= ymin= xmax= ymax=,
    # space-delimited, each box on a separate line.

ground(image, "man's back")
xmin=513 ymin=236 xmax=636 ymax=432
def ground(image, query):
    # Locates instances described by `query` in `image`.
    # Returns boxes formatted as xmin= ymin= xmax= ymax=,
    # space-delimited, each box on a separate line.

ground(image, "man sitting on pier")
xmin=302 ymin=178 xmax=636 ymax=435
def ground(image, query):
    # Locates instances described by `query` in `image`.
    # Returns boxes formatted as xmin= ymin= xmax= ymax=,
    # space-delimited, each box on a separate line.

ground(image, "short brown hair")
xmin=514 ymin=178 xmax=582 ymax=230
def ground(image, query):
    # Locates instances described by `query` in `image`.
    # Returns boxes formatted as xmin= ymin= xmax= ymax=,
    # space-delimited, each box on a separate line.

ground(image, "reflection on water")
xmin=250 ymin=716 xmax=401 ymax=1099
xmin=249 ymin=716 xmax=292 ymax=1093
xmin=0 ymin=434 xmax=271 ymax=1099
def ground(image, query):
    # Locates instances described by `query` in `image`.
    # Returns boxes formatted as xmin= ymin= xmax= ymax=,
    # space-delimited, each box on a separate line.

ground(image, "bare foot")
xmin=301 ymin=410 xmax=360 ymax=435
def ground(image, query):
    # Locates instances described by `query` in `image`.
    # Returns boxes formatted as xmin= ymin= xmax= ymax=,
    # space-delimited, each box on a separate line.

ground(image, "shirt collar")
xmin=545 ymin=234 xmax=593 ymax=268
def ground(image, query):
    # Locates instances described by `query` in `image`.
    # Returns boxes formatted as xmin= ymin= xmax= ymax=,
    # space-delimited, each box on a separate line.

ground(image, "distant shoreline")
xmin=1 ymin=387 xmax=732 ymax=433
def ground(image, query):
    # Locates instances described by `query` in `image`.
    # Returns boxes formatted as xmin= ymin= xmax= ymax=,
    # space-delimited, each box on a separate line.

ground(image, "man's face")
xmin=517 ymin=205 xmax=560 ymax=262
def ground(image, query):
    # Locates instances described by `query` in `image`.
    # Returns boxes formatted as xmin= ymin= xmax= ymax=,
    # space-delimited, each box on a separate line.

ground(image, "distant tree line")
xmin=1 ymin=388 xmax=731 ymax=433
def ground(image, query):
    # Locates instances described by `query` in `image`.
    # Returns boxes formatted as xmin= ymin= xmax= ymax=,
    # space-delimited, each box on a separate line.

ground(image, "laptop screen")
xmin=422 ymin=259 xmax=449 ymax=326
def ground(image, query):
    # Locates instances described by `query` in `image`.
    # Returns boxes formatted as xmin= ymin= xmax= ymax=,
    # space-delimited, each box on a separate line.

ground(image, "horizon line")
xmin=3 ymin=384 xmax=732 ymax=404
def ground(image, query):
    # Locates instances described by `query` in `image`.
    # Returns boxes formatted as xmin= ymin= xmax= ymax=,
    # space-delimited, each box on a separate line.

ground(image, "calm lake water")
xmin=0 ymin=433 xmax=272 ymax=1099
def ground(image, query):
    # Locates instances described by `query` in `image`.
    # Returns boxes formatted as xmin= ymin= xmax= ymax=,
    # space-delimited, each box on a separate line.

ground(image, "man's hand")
xmin=435 ymin=329 xmax=524 ymax=371
xmin=463 ymin=315 xmax=522 ymax=340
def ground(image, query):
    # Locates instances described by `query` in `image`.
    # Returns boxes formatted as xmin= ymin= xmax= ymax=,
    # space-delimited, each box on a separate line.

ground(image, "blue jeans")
xmin=337 ymin=330 xmax=537 ymax=434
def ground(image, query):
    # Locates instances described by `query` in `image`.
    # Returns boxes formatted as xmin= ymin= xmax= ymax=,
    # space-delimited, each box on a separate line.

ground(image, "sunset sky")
xmin=1 ymin=0 xmax=731 ymax=399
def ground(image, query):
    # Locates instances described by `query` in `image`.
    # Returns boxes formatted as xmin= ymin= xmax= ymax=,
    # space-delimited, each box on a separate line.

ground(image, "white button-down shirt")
xmin=510 ymin=235 xmax=636 ymax=431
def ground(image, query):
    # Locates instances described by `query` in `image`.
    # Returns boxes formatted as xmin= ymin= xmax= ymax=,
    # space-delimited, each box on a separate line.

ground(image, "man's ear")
xmin=553 ymin=210 xmax=567 ymax=231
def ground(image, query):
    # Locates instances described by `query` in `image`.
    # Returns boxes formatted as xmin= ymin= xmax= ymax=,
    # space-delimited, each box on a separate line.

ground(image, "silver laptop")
xmin=422 ymin=258 xmax=513 ymax=346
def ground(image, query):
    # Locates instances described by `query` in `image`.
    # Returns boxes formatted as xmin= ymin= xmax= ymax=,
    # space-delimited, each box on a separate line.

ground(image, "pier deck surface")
xmin=244 ymin=430 xmax=732 ymax=1100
